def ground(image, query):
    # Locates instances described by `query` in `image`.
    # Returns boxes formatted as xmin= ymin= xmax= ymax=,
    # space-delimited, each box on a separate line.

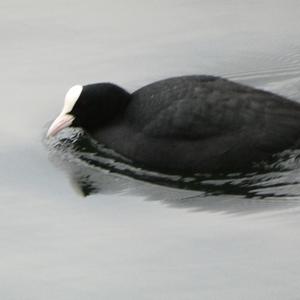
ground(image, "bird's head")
xmin=47 ymin=83 xmax=130 ymax=137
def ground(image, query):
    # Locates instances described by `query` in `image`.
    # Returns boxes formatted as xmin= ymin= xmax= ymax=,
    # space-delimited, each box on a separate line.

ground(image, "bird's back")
xmin=128 ymin=76 xmax=300 ymax=141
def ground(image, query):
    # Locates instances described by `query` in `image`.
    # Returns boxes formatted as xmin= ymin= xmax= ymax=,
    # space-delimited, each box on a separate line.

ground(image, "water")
xmin=2 ymin=0 xmax=300 ymax=299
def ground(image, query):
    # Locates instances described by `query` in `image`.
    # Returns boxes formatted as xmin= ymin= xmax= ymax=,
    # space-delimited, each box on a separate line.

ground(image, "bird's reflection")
xmin=45 ymin=128 xmax=300 ymax=214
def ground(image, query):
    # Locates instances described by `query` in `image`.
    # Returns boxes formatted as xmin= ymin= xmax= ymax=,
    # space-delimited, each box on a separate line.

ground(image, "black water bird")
xmin=47 ymin=75 xmax=300 ymax=173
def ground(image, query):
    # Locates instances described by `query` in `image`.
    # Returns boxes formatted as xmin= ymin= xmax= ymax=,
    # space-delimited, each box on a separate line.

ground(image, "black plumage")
xmin=69 ymin=75 xmax=300 ymax=173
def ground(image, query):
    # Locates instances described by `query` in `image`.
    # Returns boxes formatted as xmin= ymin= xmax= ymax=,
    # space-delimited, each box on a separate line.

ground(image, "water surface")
xmin=2 ymin=0 xmax=300 ymax=299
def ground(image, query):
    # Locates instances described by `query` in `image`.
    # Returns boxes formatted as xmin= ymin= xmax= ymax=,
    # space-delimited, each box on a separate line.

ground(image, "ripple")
xmin=44 ymin=128 xmax=300 ymax=209
xmin=221 ymin=45 xmax=300 ymax=97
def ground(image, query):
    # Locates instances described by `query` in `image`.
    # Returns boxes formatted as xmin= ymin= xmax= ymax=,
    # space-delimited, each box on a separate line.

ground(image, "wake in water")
xmin=44 ymin=128 xmax=300 ymax=202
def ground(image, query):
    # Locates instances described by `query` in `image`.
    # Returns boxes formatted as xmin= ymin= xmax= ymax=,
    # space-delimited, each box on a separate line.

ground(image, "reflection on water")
xmin=45 ymin=127 xmax=300 ymax=213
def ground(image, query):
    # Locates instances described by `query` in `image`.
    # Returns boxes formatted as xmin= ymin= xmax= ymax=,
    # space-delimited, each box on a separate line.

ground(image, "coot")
xmin=47 ymin=75 xmax=300 ymax=173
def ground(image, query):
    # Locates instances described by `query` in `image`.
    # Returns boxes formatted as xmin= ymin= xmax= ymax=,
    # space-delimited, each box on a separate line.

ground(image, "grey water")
xmin=2 ymin=0 xmax=300 ymax=299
